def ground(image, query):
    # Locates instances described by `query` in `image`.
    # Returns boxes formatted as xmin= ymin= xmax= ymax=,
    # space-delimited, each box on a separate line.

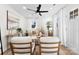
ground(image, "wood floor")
xmin=2 ymin=45 xmax=78 ymax=55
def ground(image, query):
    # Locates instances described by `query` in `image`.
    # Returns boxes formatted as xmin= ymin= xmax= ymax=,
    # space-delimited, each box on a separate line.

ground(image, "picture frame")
xmin=7 ymin=10 xmax=19 ymax=30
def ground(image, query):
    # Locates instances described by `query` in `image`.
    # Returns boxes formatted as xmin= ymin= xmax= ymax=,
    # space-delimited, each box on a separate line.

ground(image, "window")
xmin=70 ymin=8 xmax=78 ymax=19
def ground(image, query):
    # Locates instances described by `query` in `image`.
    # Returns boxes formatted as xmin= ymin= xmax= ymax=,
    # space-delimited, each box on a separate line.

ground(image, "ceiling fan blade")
xmin=27 ymin=8 xmax=36 ymax=12
xmin=39 ymin=13 xmax=42 ymax=16
xmin=38 ymin=4 xmax=41 ymax=9
xmin=36 ymin=4 xmax=41 ymax=12
xmin=25 ymin=10 xmax=37 ymax=15
xmin=39 ymin=11 xmax=48 ymax=13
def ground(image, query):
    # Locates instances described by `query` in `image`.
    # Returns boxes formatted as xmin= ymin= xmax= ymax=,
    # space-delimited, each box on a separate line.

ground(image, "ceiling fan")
xmin=27 ymin=4 xmax=48 ymax=16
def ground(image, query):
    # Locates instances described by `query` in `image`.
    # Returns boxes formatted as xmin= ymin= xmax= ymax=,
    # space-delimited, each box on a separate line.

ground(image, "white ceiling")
xmin=8 ymin=4 xmax=66 ymax=18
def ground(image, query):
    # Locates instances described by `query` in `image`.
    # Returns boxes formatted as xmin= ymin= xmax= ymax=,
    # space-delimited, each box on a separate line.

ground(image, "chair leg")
xmin=57 ymin=51 xmax=59 ymax=55
xmin=10 ymin=43 xmax=14 ymax=55
xmin=1 ymin=49 xmax=3 ymax=55
xmin=39 ymin=44 xmax=41 ymax=55
xmin=30 ymin=42 xmax=32 ymax=55
xmin=57 ymin=42 xmax=61 ymax=55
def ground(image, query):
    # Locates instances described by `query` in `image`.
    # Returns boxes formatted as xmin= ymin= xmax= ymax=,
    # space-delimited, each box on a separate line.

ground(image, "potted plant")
xmin=47 ymin=21 xmax=51 ymax=30
xmin=16 ymin=28 xmax=23 ymax=36
xmin=25 ymin=30 xmax=28 ymax=36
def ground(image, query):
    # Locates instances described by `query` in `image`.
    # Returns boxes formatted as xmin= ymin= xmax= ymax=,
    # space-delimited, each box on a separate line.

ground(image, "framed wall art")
xmin=7 ymin=10 xmax=20 ymax=30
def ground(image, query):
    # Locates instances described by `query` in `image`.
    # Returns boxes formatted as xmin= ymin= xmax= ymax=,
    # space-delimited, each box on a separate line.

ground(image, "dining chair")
xmin=39 ymin=37 xmax=61 ymax=55
xmin=10 ymin=37 xmax=32 ymax=55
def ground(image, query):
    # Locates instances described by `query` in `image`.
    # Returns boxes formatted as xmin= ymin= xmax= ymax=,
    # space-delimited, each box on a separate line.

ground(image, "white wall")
xmin=62 ymin=4 xmax=79 ymax=53
xmin=0 ymin=5 xmax=26 ymax=52
xmin=19 ymin=17 xmax=40 ymax=35
xmin=19 ymin=15 xmax=53 ymax=36
xmin=53 ymin=9 xmax=64 ymax=43
xmin=40 ymin=16 xmax=53 ymax=36
xmin=53 ymin=4 xmax=79 ymax=54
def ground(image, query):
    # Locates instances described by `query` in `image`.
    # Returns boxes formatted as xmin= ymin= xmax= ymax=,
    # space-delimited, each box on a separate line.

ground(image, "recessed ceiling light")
xmin=23 ymin=6 xmax=26 ymax=9
xmin=50 ymin=8 xmax=53 ymax=9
